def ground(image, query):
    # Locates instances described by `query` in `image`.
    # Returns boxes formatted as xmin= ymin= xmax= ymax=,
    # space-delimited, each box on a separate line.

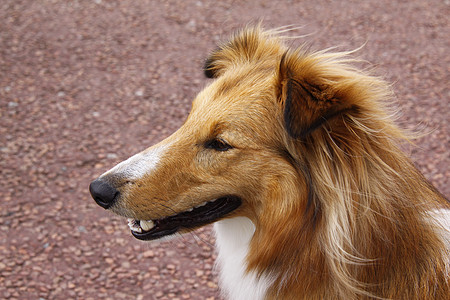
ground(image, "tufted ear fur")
xmin=203 ymin=54 xmax=219 ymax=78
xmin=204 ymin=26 xmax=283 ymax=78
xmin=278 ymin=50 xmax=357 ymax=139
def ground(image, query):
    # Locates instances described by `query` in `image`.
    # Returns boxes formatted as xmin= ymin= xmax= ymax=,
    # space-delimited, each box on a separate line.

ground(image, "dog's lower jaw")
xmin=214 ymin=217 xmax=274 ymax=300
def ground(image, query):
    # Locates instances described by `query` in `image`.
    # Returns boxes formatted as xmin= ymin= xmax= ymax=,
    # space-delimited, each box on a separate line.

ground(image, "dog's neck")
xmin=214 ymin=210 xmax=450 ymax=300
xmin=214 ymin=217 xmax=273 ymax=300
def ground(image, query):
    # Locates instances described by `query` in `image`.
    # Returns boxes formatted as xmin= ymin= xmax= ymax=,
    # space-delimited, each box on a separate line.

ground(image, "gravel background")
xmin=1 ymin=1 xmax=448 ymax=299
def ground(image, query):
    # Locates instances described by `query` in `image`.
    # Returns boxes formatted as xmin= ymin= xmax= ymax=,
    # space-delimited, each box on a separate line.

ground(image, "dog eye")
xmin=205 ymin=138 xmax=232 ymax=151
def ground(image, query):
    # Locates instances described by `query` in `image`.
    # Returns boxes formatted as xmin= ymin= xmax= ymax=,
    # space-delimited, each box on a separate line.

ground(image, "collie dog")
xmin=90 ymin=27 xmax=449 ymax=299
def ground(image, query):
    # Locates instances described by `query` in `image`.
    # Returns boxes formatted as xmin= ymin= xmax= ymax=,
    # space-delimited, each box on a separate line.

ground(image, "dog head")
xmin=89 ymin=26 xmax=386 ymax=242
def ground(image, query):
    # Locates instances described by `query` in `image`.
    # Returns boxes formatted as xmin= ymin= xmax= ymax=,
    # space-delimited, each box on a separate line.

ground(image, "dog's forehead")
xmin=183 ymin=78 xmax=280 ymax=146
xmin=191 ymin=88 xmax=274 ymax=130
xmin=195 ymin=65 xmax=276 ymax=110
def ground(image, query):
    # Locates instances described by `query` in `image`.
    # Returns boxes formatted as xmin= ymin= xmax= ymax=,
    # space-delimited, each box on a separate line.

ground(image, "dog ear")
xmin=204 ymin=27 xmax=282 ymax=78
xmin=203 ymin=49 xmax=221 ymax=78
xmin=203 ymin=29 xmax=261 ymax=79
xmin=278 ymin=51 xmax=355 ymax=139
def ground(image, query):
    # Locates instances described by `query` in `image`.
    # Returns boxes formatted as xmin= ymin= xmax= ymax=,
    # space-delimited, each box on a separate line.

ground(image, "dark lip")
xmin=131 ymin=196 xmax=242 ymax=241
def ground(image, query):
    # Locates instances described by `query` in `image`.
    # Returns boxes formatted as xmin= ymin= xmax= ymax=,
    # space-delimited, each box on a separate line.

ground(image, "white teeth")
xmin=127 ymin=218 xmax=142 ymax=233
xmin=126 ymin=218 xmax=155 ymax=233
xmin=140 ymin=220 xmax=155 ymax=232
xmin=195 ymin=202 xmax=207 ymax=208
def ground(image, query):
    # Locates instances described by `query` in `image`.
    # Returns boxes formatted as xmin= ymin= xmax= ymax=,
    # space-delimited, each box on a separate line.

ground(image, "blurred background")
xmin=1 ymin=0 xmax=448 ymax=299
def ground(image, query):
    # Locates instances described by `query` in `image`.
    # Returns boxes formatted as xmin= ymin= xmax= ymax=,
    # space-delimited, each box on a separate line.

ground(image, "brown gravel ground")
xmin=0 ymin=0 xmax=448 ymax=299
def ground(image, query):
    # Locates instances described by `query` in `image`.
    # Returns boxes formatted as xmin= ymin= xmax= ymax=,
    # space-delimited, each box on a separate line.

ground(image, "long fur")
xmin=94 ymin=26 xmax=449 ymax=299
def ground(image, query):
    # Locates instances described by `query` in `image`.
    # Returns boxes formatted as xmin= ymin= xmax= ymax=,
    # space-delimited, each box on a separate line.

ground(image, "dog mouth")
xmin=127 ymin=196 xmax=242 ymax=241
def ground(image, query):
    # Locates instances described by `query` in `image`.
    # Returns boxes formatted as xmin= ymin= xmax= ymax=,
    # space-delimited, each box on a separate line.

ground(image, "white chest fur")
xmin=213 ymin=211 xmax=450 ymax=300
xmin=214 ymin=217 xmax=273 ymax=300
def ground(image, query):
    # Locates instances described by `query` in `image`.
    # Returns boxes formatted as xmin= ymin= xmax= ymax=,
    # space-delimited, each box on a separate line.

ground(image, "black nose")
xmin=89 ymin=179 xmax=119 ymax=209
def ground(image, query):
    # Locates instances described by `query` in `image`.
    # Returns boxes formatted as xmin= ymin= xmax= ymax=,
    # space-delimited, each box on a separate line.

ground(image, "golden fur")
xmin=94 ymin=26 xmax=449 ymax=299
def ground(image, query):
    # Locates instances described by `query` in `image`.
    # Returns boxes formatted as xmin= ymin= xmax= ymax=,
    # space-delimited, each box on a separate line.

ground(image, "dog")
xmin=90 ymin=26 xmax=449 ymax=299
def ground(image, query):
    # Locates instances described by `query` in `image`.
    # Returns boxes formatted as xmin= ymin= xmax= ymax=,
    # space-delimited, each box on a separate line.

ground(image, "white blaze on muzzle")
xmin=102 ymin=144 xmax=169 ymax=180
